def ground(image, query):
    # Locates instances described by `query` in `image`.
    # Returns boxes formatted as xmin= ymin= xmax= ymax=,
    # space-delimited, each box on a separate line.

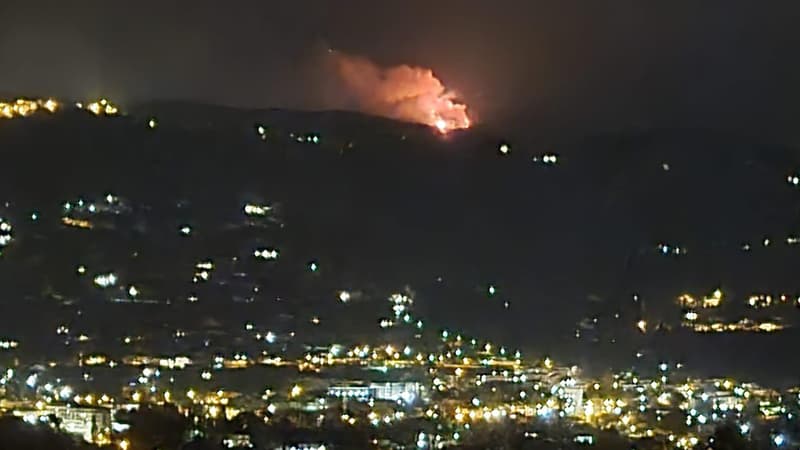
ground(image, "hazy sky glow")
xmin=1 ymin=0 xmax=799 ymax=135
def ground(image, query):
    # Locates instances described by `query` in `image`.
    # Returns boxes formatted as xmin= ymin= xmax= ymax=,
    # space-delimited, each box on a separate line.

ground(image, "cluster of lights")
xmin=59 ymin=195 xmax=129 ymax=230
xmin=82 ymin=354 xmax=109 ymax=366
xmin=678 ymin=290 xmax=789 ymax=333
xmin=78 ymin=98 xmax=119 ymax=116
xmin=741 ymin=234 xmax=800 ymax=251
xmin=243 ymin=203 xmax=271 ymax=216
xmin=293 ymin=132 xmax=321 ymax=144
xmin=0 ymin=218 xmax=12 ymax=249
xmin=0 ymin=339 xmax=19 ymax=349
xmin=254 ymin=248 xmax=279 ymax=260
xmin=61 ymin=217 xmax=93 ymax=229
xmin=678 ymin=289 xmax=723 ymax=309
xmin=677 ymin=289 xmax=728 ymax=328
xmin=255 ymin=124 xmax=268 ymax=140
xmin=657 ymin=243 xmax=687 ymax=255
xmin=532 ymin=153 xmax=559 ymax=164
xmin=690 ymin=319 xmax=784 ymax=333
xmin=747 ymin=293 xmax=797 ymax=309
xmin=10 ymin=178 xmax=800 ymax=450
xmin=381 ymin=292 xmax=418 ymax=328
xmin=702 ymin=289 xmax=723 ymax=308
xmin=0 ymin=98 xmax=59 ymax=119
xmin=193 ymin=261 xmax=213 ymax=283
xmin=9 ymin=286 xmax=791 ymax=450
xmin=93 ymin=272 xmax=118 ymax=288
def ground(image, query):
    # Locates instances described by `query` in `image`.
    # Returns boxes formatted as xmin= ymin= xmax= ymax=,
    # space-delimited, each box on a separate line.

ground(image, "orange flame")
xmin=331 ymin=52 xmax=471 ymax=133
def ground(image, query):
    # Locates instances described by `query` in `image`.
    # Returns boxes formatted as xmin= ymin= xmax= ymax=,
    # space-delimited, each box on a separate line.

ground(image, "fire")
xmin=331 ymin=51 xmax=472 ymax=133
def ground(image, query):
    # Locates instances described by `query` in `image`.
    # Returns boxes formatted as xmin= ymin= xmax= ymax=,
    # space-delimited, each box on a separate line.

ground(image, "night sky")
xmin=2 ymin=1 xmax=800 ymax=137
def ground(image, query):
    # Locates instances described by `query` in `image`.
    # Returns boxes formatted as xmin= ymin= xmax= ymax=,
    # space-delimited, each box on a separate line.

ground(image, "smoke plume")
xmin=329 ymin=51 xmax=471 ymax=133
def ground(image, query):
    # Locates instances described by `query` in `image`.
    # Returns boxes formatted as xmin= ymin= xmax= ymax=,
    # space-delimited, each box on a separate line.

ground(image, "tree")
xmin=0 ymin=416 xmax=77 ymax=450
xmin=695 ymin=424 xmax=751 ymax=450
xmin=126 ymin=405 xmax=188 ymax=450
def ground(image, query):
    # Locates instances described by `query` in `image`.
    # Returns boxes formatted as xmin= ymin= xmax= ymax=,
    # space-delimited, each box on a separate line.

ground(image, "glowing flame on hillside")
xmin=331 ymin=51 xmax=471 ymax=133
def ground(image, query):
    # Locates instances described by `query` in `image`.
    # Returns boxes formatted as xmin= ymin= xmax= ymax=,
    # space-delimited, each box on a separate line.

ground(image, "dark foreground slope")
xmin=1 ymin=103 xmax=799 ymax=382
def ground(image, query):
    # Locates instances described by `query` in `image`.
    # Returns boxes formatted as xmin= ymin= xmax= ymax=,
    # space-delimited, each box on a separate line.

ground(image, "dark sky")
xmin=2 ymin=1 xmax=800 ymax=136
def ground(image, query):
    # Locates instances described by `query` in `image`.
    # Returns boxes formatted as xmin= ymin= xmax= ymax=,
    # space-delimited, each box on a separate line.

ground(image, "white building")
xmin=46 ymin=405 xmax=111 ymax=443
xmin=552 ymin=378 xmax=585 ymax=417
xmin=370 ymin=382 xmax=421 ymax=403
xmin=327 ymin=381 xmax=422 ymax=404
xmin=327 ymin=384 xmax=371 ymax=401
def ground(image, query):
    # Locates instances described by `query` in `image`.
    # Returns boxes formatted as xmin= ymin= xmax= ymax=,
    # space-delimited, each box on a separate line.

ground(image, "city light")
xmin=93 ymin=272 xmax=118 ymax=288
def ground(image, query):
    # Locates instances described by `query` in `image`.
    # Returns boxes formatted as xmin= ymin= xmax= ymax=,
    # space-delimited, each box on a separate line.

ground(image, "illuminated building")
xmin=45 ymin=405 xmax=111 ymax=444
xmin=0 ymin=218 xmax=12 ymax=249
xmin=243 ymin=203 xmax=271 ymax=216
xmin=0 ymin=98 xmax=60 ymax=119
xmin=370 ymin=382 xmax=422 ymax=403
xmin=82 ymin=354 xmax=108 ymax=366
xmin=702 ymin=289 xmax=723 ymax=308
xmin=327 ymin=382 xmax=422 ymax=404
xmin=553 ymin=378 xmax=585 ymax=416
xmin=272 ymin=444 xmax=327 ymax=450
xmin=81 ymin=98 xmax=120 ymax=116
xmin=677 ymin=294 xmax=697 ymax=308
xmin=327 ymin=383 xmax=372 ymax=401
xmin=223 ymin=433 xmax=254 ymax=448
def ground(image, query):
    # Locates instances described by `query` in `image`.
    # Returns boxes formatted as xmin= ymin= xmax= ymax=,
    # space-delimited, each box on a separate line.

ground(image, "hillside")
xmin=1 ymin=103 xmax=799 ymax=381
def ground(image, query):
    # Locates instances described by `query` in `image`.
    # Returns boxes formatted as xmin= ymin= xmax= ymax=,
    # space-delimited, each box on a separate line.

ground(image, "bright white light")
xmin=542 ymin=153 xmax=559 ymax=164
xmin=93 ymin=272 xmax=118 ymax=288
xmin=0 ymin=219 xmax=12 ymax=248
xmin=59 ymin=386 xmax=73 ymax=399
xmin=244 ymin=204 xmax=271 ymax=216
xmin=254 ymin=248 xmax=279 ymax=260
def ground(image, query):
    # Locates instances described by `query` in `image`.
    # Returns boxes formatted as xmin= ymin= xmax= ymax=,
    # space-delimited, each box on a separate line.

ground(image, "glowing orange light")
xmin=332 ymin=51 xmax=472 ymax=133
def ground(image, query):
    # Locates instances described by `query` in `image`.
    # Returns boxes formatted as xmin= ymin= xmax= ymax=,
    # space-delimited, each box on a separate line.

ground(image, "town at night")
xmin=1 ymin=2 xmax=800 ymax=449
